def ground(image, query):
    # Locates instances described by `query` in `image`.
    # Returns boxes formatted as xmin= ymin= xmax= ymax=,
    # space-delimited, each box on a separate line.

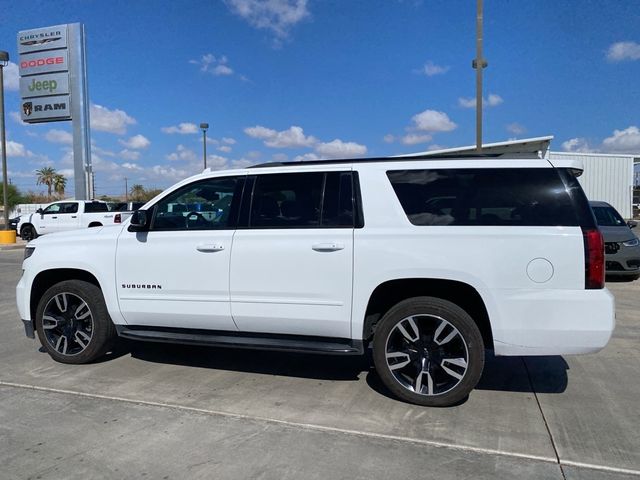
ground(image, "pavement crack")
xmin=522 ymin=357 xmax=567 ymax=480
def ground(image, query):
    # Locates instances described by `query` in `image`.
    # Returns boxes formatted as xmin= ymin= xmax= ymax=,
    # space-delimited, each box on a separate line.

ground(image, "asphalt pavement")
xmin=1 ymin=248 xmax=639 ymax=479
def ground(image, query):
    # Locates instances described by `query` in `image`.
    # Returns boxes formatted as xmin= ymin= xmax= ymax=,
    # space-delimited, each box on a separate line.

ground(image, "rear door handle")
xmin=312 ymin=242 xmax=345 ymax=252
xmin=71 ymin=215 xmax=77 ymax=218
xmin=196 ymin=243 xmax=225 ymax=252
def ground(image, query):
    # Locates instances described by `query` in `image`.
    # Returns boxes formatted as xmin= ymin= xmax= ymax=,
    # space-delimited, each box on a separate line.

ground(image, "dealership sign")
xmin=17 ymin=24 xmax=72 ymax=123
xmin=17 ymin=23 xmax=93 ymax=200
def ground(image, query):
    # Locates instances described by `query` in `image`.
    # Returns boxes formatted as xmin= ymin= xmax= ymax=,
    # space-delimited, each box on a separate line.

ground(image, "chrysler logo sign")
xmin=17 ymin=24 xmax=68 ymax=54
xmin=19 ymin=31 xmax=63 ymax=46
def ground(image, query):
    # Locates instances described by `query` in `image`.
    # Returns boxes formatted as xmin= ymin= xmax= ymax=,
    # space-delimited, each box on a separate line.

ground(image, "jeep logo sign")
xmin=19 ymin=72 xmax=69 ymax=98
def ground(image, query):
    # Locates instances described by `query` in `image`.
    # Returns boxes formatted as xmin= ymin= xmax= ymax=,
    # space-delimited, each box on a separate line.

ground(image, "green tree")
xmin=53 ymin=173 xmax=67 ymax=196
xmin=0 ymin=183 xmax=24 ymax=214
xmin=129 ymin=184 xmax=146 ymax=202
xmin=36 ymin=167 xmax=57 ymax=199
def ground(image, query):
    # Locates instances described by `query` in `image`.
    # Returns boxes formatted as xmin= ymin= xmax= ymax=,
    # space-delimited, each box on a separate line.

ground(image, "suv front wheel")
xmin=35 ymin=280 xmax=116 ymax=364
xmin=372 ymin=297 xmax=485 ymax=407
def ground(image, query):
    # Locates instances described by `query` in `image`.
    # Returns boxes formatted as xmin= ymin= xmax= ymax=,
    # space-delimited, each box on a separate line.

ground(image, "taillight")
xmin=582 ymin=227 xmax=604 ymax=289
xmin=114 ymin=213 xmax=121 ymax=224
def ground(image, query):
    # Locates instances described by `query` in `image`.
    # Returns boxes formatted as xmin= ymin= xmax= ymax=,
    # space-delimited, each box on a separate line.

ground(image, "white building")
xmin=407 ymin=136 xmax=638 ymax=219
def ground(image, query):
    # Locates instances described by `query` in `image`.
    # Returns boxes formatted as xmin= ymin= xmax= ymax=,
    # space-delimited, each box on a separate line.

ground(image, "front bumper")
xmin=605 ymin=243 xmax=640 ymax=276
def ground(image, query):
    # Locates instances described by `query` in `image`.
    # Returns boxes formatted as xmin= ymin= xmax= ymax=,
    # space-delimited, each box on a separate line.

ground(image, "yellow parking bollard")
xmin=0 ymin=229 xmax=16 ymax=244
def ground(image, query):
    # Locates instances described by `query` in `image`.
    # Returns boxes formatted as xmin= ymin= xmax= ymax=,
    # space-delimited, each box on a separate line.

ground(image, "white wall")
xmin=549 ymin=152 xmax=635 ymax=219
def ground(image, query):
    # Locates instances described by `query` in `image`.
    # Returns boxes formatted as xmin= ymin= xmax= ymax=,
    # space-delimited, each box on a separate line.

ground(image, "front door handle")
xmin=312 ymin=242 xmax=345 ymax=252
xmin=196 ymin=243 xmax=225 ymax=252
xmin=51 ymin=216 xmax=58 ymax=219
xmin=71 ymin=215 xmax=77 ymax=218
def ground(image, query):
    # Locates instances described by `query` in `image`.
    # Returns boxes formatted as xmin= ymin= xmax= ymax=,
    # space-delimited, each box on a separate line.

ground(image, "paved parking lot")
xmin=1 ymin=248 xmax=639 ymax=479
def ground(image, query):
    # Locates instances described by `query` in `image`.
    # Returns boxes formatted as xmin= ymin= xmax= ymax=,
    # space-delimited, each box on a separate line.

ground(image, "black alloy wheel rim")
xmin=385 ymin=314 xmax=469 ymax=396
xmin=42 ymin=292 xmax=94 ymax=356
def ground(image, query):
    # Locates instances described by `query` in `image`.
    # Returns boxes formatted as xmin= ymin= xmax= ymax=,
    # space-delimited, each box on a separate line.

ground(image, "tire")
xmin=372 ymin=296 xmax=484 ymax=407
xmin=21 ymin=224 xmax=37 ymax=241
xmin=35 ymin=280 xmax=117 ymax=364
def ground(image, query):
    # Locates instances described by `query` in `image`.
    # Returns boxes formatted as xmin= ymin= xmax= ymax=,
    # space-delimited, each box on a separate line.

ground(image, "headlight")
xmin=24 ymin=246 xmax=35 ymax=260
xmin=623 ymin=238 xmax=639 ymax=247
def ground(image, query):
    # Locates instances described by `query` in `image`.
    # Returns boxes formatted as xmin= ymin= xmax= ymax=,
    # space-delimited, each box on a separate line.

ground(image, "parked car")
xmin=17 ymin=154 xmax=614 ymax=407
xmin=9 ymin=216 xmax=20 ymax=231
xmin=590 ymin=201 xmax=640 ymax=280
xmin=16 ymin=200 xmax=122 ymax=241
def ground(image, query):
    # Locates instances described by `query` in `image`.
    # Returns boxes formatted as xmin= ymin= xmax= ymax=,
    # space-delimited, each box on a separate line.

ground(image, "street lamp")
xmin=200 ymin=122 xmax=209 ymax=170
xmin=0 ymin=50 xmax=9 ymax=230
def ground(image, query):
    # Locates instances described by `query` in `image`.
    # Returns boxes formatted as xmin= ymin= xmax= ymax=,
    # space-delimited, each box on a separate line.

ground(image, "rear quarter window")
xmin=387 ymin=168 xmax=580 ymax=226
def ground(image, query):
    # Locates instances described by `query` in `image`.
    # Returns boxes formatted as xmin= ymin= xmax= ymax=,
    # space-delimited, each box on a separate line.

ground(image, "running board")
xmin=116 ymin=326 xmax=364 ymax=355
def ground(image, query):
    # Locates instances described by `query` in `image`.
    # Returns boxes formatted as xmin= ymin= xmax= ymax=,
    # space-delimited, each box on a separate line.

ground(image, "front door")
xmin=230 ymin=170 xmax=355 ymax=338
xmin=115 ymin=175 xmax=244 ymax=330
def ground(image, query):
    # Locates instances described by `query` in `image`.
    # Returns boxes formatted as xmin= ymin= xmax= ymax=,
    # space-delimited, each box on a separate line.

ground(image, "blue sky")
xmin=2 ymin=0 xmax=640 ymax=196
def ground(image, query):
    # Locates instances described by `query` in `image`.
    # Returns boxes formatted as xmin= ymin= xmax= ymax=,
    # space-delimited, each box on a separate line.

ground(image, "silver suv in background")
xmin=590 ymin=201 xmax=640 ymax=280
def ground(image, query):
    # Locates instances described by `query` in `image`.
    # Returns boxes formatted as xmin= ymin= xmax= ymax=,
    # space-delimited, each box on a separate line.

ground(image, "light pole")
xmin=472 ymin=0 xmax=488 ymax=152
xmin=0 ymin=51 xmax=9 ymax=230
xmin=200 ymin=123 xmax=209 ymax=170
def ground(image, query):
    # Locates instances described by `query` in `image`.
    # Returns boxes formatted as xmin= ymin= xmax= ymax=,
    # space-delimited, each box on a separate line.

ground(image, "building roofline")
xmin=550 ymin=151 xmax=640 ymax=160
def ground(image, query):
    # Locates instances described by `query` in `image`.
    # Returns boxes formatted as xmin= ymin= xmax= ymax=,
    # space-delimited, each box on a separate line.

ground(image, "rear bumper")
xmin=492 ymin=288 xmax=615 ymax=356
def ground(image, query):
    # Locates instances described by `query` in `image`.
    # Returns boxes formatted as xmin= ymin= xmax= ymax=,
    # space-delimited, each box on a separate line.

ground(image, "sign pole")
xmin=68 ymin=23 xmax=91 ymax=200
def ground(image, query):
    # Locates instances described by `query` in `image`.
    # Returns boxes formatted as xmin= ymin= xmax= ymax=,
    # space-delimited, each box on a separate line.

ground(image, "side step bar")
xmin=116 ymin=326 xmax=364 ymax=356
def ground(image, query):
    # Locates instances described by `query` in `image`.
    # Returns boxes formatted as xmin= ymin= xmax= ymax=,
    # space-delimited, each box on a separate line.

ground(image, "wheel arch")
xmin=30 ymin=269 xmax=102 ymax=322
xmin=88 ymin=222 xmax=103 ymax=228
xmin=363 ymin=278 xmax=493 ymax=349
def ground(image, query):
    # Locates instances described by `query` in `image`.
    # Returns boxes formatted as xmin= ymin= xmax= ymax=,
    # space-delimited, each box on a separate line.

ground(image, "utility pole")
xmin=91 ymin=171 xmax=95 ymax=198
xmin=124 ymin=177 xmax=128 ymax=202
xmin=473 ymin=0 xmax=488 ymax=152
xmin=0 ymin=51 xmax=9 ymax=230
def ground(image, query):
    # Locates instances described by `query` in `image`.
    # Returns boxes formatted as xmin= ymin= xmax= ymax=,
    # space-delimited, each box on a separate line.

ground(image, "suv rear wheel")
xmin=35 ymin=280 xmax=116 ymax=364
xmin=372 ymin=296 xmax=484 ymax=407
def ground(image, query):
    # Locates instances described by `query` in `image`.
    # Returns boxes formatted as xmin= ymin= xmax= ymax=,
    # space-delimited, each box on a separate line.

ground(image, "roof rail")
xmin=248 ymin=152 xmax=513 ymax=169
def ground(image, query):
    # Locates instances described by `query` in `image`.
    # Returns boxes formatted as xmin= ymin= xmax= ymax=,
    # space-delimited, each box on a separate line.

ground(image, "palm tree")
xmin=129 ymin=184 xmax=146 ymax=202
xmin=36 ymin=167 xmax=57 ymax=199
xmin=53 ymin=174 xmax=67 ymax=197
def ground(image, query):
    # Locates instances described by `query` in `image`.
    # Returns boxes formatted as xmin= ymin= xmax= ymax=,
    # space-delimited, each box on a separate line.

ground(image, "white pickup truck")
xmin=17 ymin=200 xmax=123 ymax=241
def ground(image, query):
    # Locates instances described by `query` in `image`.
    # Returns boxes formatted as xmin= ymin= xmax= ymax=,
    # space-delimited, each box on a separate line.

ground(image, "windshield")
xmin=592 ymin=205 xmax=626 ymax=227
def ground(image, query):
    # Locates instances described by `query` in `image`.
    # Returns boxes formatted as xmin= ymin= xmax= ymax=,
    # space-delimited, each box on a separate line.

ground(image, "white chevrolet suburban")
xmin=17 ymin=200 xmax=123 ymax=241
xmin=16 ymin=155 xmax=615 ymax=406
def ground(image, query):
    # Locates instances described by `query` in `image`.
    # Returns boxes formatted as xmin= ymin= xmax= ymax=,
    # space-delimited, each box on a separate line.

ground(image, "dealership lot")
xmin=1 ymin=249 xmax=639 ymax=479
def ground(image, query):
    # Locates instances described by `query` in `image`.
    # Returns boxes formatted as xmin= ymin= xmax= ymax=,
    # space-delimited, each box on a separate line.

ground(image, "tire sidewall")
xmin=35 ymin=280 xmax=114 ymax=364
xmin=372 ymin=296 xmax=485 ymax=407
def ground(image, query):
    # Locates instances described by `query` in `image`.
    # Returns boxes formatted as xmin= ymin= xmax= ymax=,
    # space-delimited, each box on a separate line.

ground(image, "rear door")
xmin=230 ymin=170 xmax=356 ymax=338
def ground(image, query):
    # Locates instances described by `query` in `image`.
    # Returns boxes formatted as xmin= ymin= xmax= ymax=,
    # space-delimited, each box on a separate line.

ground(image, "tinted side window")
xmin=250 ymin=173 xmax=324 ymax=228
xmin=62 ymin=202 xmax=79 ymax=214
xmin=151 ymin=177 xmax=241 ymax=231
xmin=42 ymin=203 xmax=62 ymax=214
xmin=322 ymin=172 xmax=354 ymax=227
xmin=84 ymin=202 xmax=107 ymax=213
xmin=592 ymin=206 xmax=625 ymax=227
xmin=387 ymin=168 xmax=579 ymax=226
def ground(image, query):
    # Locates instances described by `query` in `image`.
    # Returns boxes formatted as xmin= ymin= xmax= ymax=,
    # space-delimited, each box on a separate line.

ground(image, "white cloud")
xmin=161 ymin=122 xmax=199 ymax=134
xmin=272 ymin=153 xmax=288 ymax=162
xmin=90 ymin=103 xmax=136 ymax=134
xmin=561 ymin=137 xmax=593 ymax=153
xmin=415 ymin=61 xmax=449 ymax=77
xmin=293 ymin=153 xmax=321 ymax=162
xmin=606 ymin=41 xmax=640 ymax=62
xmin=315 ymin=139 xmax=367 ymax=158
xmin=222 ymin=137 xmax=236 ymax=144
xmin=120 ymin=149 xmax=141 ymax=161
xmin=244 ymin=125 xmax=316 ymax=148
xmin=45 ymin=129 xmax=73 ymax=145
xmin=506 ymin=123 xmax=526 ymax=135
xmin=4 ymin=62 xmax=19 ymax=91
xmin=458 ymin=93 xmax=503 ymax=108
xmin=383 ymin=134 xmax=395 ymax=143
xmin=167 ymin=144 xmax=198 ymax=162
xmin=218 ymin=145 xmax=232 ymax=153
xmin=6 ymin=140 xmax=27 ymax=157
xmin=189 ymin=53 xmax=234 ymax=76
xmin=121 ymin=162 xmax=143 ymax=170
xmin=401 ymin=133 xmax=432 ymax=145
xmin=119 ymin=134 xmax=151 ymax=149
xmin=411 ymin=109 xmax=457 ymax=132
xmin=10 ymin=111 xmax=27 ymax=126
xmin=602 ymin=126 xmax=640 ymax=153
xmin=224 ymin=0 xmax=310 ymax=41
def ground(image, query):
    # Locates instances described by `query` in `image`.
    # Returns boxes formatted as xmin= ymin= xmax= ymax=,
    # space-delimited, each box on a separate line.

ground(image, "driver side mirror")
xmin=36 ymin=208 xmax=43 ymax=215
xmin=128 ymin=209 xmax=150 ymax=232
xmin=628 ymin=220 xmax=637 ymax=229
